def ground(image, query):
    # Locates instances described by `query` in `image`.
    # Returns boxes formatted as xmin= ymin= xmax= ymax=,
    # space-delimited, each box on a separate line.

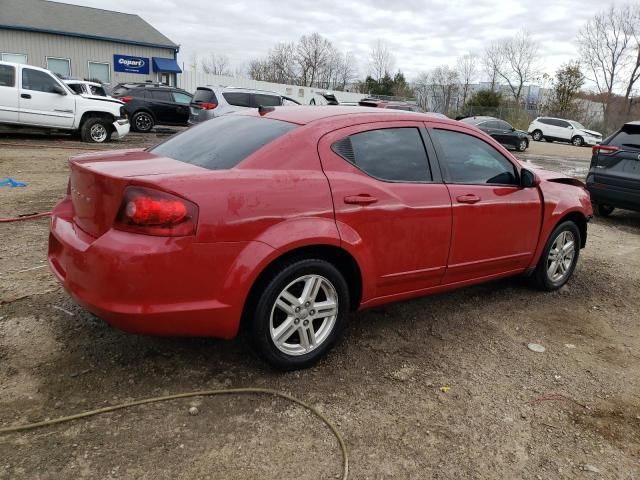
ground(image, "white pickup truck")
xmin=0 ymin=61 xmax=129 ymax=143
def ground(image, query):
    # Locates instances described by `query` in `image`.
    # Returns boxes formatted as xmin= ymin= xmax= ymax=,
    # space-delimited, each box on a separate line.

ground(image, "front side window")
xmin=431 ymin=129 xmax=518 ymax=185
xmin=46 ymin=57 xmax=71 ymax=77
xmin=88 ymin=62 xmax=110 ymax=84
xmin=172 ymin=92 xmax=192 ymax=104
xmin=253 ymin=94 xmax=281 ymax=107
xmin=223 ymin=92 xmax=252 ymax=107
xmin=332 ymin=127 xmax=431 ymax=182
xmin=496 ymin=121 xmax=512 ymax=130
xmin=22 ymin=68 xmax=62 ymax=93
xmin=0 ymin=64 xmax=15 ymax=87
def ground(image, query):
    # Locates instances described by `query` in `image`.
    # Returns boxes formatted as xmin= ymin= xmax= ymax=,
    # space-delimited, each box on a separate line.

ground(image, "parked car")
xmin=460 ymin=116 xmax=529 ymax=152
xmin=64 ymin=80 xmax=110 ymax=98
xmin=49 ymin=107 xmax=592 ymax=369
xmin=111 ymin=83 xmax=193 ymax=132
xmin=528 ymin=117 xmax=602 ymax=146
xmin=0 ymin=61 xmax=129 ymax=143
xmin=358 ymin=97 xmax=424 ymax=112
xmin=188 ymin=86 xmax=301 ymax=124
xmin=586 ymin=120 xmax=640 ymax=216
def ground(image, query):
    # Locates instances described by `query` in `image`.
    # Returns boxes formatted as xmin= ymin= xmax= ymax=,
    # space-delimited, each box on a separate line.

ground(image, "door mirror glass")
xmin=52 ymin=84 xmax=66 ymax=95
xmin=520 ymin=168 xmax=537 ymax=188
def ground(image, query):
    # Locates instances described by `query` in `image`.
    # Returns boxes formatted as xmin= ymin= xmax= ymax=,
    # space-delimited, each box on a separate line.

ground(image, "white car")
xmin=64 ymin=79 xmax=110 ymax=98
xmin=528 ymin=117 xmax=602 ymax=147
xmin=0 ymin=61 xmax=129 ymax=143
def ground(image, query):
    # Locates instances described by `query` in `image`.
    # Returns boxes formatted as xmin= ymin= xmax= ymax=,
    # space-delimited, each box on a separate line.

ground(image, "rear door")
xmin=171 ymin=91 xmax=192 ymax=124
xmin=319 ymin=121 xmax=452 ymax=298
xmin=592 ymin=124 xmax=640 ymax=207
xmin=19 ymin=67 xmax=75 ymax=128
xmin=148 ymin=89 xmax=175 ymax=123
xmin=428 ymin=125 xmax=542 ymax=284
xmin=0 ymin=64 xmax=19 ymax=123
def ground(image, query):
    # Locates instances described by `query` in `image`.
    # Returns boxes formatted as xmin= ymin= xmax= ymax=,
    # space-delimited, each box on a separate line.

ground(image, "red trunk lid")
xmin=69 ymin=149 xmax=203 ymax=237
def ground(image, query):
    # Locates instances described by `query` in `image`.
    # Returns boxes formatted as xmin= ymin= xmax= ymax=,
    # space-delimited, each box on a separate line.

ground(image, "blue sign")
xmin=114 ymin=54 xmax=149 ymax=74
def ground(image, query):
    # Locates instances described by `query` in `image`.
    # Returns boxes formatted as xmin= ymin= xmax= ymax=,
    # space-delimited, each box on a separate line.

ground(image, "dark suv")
xmin=112 ymin=83 xmax=193 ymax=132
xmin=587 ymin=121 xmax=640 ymax=216
xmin=460 ymin=116 xmax=529 ymax=152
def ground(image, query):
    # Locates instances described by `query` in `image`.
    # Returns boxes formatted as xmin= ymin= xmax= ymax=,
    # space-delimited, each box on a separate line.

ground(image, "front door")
xmin=19 ymin=67 xmax=75 ymax=128
xmin=428 ymin=126 xmax=542 ymax=284
xmin=319 ymin=122 xmax=452 ymax=300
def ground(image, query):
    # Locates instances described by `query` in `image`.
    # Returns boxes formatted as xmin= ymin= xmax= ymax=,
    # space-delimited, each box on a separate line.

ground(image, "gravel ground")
xmin=0 ymin=130 xmax=638 ymax=480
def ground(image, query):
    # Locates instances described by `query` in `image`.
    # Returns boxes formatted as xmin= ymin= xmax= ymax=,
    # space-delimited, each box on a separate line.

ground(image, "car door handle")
xmin=21 ymin=93 xmax=31 ymax=99
xmin=344 ymin=194 xmax=378 ymax=205
xmin=456 ymin=194 xmax=481 ymax=204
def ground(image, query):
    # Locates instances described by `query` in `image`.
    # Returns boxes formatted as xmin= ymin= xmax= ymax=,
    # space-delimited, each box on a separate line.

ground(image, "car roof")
xmin=236 ymin=105 xmax=460 ymax=126
xmin=198 ymin=86 xmax=282 ymax=96
xmin=64 ymin=79 xmax=101 ymax=86
xmin=460 ymin=116 xmax=498 ymax=124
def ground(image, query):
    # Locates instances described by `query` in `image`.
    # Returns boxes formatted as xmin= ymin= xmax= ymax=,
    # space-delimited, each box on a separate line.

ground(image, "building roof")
xmin=0 ymin=0 xmax=178 ymax=50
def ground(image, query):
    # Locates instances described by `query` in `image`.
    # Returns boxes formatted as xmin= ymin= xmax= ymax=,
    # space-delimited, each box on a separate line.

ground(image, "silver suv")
xmin=188 ymin=86 xmax=300 ymax=124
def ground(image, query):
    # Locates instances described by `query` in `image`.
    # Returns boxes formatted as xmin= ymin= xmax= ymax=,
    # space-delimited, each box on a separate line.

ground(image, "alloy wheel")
xmin=269 ymin=274 xmax=338 ymax=356
xmin=546 ymin=231 xmax=576 ymax=283
xmin=89 ymin=123 xmax=107 ymax=143
xmin=135 ymin=113 xmax=152 ymax=131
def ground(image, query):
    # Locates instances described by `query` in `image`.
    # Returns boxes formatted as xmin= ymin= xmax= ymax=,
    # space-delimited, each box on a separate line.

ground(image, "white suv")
xmin=528 ymin=117 xmax=602 ymax=147
xmin=0 ymin=61 xmax=129 ymax=143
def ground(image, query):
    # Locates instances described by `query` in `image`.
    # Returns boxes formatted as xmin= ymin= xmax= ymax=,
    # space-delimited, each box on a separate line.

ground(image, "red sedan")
xmin=49 ymin=107 xmax=593 ymax=369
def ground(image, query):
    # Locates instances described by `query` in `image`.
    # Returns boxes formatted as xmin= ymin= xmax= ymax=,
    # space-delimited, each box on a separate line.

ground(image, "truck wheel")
xmin=132 ymin=111 xmax=154 ymax=133
xmin=80 ymin=117 xmax=112 ymax=143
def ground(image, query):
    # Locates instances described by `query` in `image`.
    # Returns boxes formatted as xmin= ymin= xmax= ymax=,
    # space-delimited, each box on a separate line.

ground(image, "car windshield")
xmin=570 ymin=121 xmax=586 ymax=130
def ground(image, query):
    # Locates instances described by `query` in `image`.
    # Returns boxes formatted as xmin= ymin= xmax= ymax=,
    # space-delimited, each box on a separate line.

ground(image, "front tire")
xmin=532 ymin=130 xmax=543 ymax=141
xmin=80 ymin=117 xmax=112 ymax=143
xmin=132 ymin=111 xmax=154 ymax=133
xmin=250 ymin=259 xmax=349 ymax=370
xmin=594 ymin=204 xmax=614 ymax=217
xmin=532 ymin=221 xmax=581 ymax=291
xmin=572 ymin=136 xmax=584 ymax=147
xmin=517 ymin=138 xmax=528 ymax=152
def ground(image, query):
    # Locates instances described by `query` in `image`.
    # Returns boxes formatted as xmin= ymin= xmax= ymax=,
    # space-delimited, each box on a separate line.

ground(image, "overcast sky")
xmin=62 ymin=0 xmax=605 ymax=82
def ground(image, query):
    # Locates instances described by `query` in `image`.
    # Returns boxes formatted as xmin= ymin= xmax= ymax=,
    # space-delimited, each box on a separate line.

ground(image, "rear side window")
xmin=173 ymin=92 xmax=192 ymax=104
xmin=254 ymin=93 xmax=281 ymax=107
xmin=538 ymin=118 xmax=552 ymax=125
xmin=111 ymin=86 xmax=130 ymax=96
xmin=332 ymin=128 xmax=431 ymax=182
xmin=149 ymin=115 xmax=296 ymax=170
xmin=89 ymin=85 xmax=106 ymax=96
xmin=386 ymin=105 xmax=412 ymax=111
xmin=0 ymin=65 xmax=16 ymax=87
xmin=608 ymin=124 xmax=640 ymax=150
xmin=193 ymin=88 xmax=217 ymax=104
xmin=67 ymin=83 xmax=83 ymax=94
xmin=431 ymin=129 xmax=517 ymax=185
xmin=151 ymin=90 xmax=172 ymax=101
xmin=223 ymin=92 xmax=252 ymax=107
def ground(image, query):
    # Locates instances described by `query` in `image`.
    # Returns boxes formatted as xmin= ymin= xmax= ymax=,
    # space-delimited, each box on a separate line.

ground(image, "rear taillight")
xmin=119 ymin=96 xmax=134 ymax=103
xmin=200 ymin=102 xmax=218 ymax=110
xmin=114 ymin=186 xmax=198 ymax=237
xmin=592 ymin=145 xmax=619 ymax=155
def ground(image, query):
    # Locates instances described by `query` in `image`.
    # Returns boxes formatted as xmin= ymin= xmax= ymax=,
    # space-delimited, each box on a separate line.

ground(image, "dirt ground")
xmin=0 ymin=130 xmax=639 ymax=480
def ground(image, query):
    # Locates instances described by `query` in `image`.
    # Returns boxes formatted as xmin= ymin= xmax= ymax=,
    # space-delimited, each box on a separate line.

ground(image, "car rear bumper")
xmin=586 ymin=176 xmax=640 ymax=211
xmin=112 ymin=119 xmax=130 ymax=139
xmin=48 ymin=197 xmax=252 ymax=338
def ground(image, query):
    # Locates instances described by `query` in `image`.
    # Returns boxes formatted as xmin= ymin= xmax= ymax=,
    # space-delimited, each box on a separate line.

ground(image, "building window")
xmin=46 ymin=57 xmax=71 ymax=78
xmin=1 ymin=53 xmax=27 ymax=64
xmin=88 ymin=62 xmax=110 ymax=84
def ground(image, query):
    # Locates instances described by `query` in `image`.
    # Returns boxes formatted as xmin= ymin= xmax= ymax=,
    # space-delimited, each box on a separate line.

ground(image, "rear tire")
xmin=594 ymin=203 xmax=614 ymax=217
xmin=531 ymin=221 xmax=581 ymax=291
xmin=532 ymin=130 xmax=543 ymax=141
xmin=80 ymin=117 xmax=111 ymax=143
xmin=249 ymin=259 xmax=349 ymax=370
xmin=132 ymin=111 xmax=154 ymax=133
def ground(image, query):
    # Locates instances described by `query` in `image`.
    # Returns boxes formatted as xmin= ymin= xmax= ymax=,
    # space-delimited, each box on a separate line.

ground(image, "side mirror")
xmin=511 ymin=127 xmax=516 ymax=132
xmin=520 ymin=168 xmax=538 ymax=188
xmin=51 ymin=84 xmax=66 ymax=95
xmin=567 ymin=125 xmax=573 ymax=129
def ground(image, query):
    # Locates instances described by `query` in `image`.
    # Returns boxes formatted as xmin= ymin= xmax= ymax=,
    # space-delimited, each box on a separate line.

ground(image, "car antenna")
xmin=258 ymin=105 xmax=275 ymax=115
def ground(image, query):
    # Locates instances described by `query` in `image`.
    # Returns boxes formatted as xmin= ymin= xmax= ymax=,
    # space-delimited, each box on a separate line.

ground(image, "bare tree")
xmin=456 ymin=54 xmax=477 ymax=105
xmin=337 ymin=52 xmax=358 ymax=90
xmin=296 ymin=33 xmax=331 ymax=87
xmin=201 ymin=53 xmax=230 ymax=76
xmin=623 ymin=5 xmax=640 ymax=106
xmin=577 ymin=5 xmax=635 ymax=124
xmin=188 ymin=52 xmax=198 ymax=72
xmin=484 ymin=30 xmax=539 ymax=104
xmin=414 ymin=66 xmax=459 ymax=113
xmin=413 ymin=72 xmax=431 ymax=111
xmin=369 ymin=40 xmax=395 ymax=81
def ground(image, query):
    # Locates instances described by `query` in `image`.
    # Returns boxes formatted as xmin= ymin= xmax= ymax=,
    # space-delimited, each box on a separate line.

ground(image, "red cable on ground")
xmin=0 ymin=212 xmax=52 ymax=223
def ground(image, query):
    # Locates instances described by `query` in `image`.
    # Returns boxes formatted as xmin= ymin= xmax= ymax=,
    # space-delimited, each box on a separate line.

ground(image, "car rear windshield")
xmin=111 ymin=85 xmax=130 ymax=96
xmin=608 ymin=124 xmax=640 ymax=150
xmin=193 ymin=88 xmax=218 ymax=104
xmin=149 ymin=115 xmax=297 ymax=170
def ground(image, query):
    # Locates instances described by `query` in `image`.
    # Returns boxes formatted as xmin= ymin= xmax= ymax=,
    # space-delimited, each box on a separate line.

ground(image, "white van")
xmin=0 ymin=61 xmax=129 ymax=143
